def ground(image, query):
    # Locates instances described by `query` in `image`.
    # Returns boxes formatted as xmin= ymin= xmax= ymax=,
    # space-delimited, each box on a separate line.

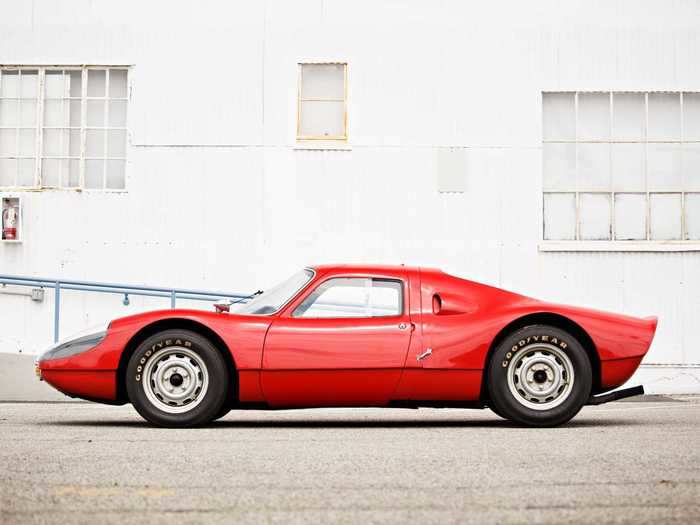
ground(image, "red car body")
xmin=38 ymin=265 xmax=658 ymax=408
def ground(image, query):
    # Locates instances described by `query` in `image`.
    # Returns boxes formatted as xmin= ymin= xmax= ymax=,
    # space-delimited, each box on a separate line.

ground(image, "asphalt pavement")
xmin=1 ymin=398 xmax=699 ymax=524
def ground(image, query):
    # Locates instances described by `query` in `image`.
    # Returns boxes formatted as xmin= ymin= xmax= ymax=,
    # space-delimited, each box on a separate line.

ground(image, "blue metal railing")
xmin=0 ymin=274 xmax=250 ymax=342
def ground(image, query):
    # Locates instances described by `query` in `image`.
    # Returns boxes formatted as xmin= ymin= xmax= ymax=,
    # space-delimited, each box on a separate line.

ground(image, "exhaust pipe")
xmin=586 ymin=385 xmax=645 ymax=405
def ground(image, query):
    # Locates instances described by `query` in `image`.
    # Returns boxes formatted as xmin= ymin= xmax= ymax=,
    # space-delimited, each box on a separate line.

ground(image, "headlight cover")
xmin=39 ymin=322 xmax=110 ymax=362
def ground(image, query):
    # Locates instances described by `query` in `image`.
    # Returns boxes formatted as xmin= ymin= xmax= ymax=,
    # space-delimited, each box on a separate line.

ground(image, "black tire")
xmin=126 ymin=329 xmax=229 ymax=427
xmin=488 ymin=403 xmax=508 ymax=420
xmin=213 ymin=405 xmax=232 ymax=421
xmin=487 ymin=325 xmax=592 ymax=427
xmin=213 ymin=366 xmax=237 ymax=421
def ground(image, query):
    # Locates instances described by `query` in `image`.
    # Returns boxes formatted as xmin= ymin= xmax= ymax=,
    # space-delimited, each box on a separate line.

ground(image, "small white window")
xmin=297 ymin=63 xmax=347 ymax=141
xmin=293 ymin=278 xmax=402 ymax=318
xmin=0 ymin=66 xmax=128 ymax=190
xmin=437 ymin=147 xmax=467 ymax=193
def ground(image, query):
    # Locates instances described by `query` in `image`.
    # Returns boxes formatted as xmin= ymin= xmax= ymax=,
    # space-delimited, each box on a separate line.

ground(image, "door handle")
xmin=398 ymin=322 xmax=416 ymax=331
xmin=417 ymin=348 xmax=433 ymax=361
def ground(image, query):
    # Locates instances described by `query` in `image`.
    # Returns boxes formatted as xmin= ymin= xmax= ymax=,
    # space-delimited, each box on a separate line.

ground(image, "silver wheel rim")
xmin=141 ymin=347 xmax=209 ymax=414
xmin=507 ymin=343 xmax=574 ymax=411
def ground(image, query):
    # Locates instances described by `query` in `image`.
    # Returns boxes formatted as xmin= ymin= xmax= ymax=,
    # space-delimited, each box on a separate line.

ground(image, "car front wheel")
xmin=487 ymin=324 xmax=592 ymax=427
xmin=126 ymin=329 xmax=228 ymax=427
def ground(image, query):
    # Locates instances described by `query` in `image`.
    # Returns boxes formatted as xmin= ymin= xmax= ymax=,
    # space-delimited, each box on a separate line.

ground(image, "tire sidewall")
xmin=488 ymin=325 xmax=592 ymax=426
xmin=126 ymin=330 xmax=228 ymax=427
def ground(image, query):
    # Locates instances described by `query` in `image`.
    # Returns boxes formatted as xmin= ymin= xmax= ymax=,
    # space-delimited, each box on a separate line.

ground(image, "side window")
xmin=293 ymin=278 xmax=403 ymax=318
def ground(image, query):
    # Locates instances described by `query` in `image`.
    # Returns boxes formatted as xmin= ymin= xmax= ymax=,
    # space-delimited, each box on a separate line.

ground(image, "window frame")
xmin=540 ymin=90 xmax=700 ymax=252
xmin=291 ymin=276 xmax=405 ymax=320
xmin=296 ymin=62 xmax=348 ymax=142
xmin=0 ymin=65 xmax=130 ymax=192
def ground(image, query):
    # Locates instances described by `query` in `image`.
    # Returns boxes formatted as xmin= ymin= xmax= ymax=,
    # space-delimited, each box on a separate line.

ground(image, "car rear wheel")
xmin=213 ymin=405 xmax=232 ymax=421
xmin=487 ymin=325 xmax=592 ymax=427
xmin=126 ymin=329 xmax=228 ymax=427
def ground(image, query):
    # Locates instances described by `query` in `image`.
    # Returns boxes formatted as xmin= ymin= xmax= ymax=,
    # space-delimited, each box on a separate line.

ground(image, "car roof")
xmin=310 ymin=263 xmax=428 ymax=274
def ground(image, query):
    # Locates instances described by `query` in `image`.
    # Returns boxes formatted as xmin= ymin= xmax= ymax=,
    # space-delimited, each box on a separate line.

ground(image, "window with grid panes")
xmin=542 ymin=92 xmax=700 ymax=242
xmin=0 ymin=66 xmax=128 ymax=190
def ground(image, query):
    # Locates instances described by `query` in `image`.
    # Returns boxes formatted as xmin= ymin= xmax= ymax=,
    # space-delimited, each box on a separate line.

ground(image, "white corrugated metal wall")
xmin=0 ymin=0 xmax=698 ymax=392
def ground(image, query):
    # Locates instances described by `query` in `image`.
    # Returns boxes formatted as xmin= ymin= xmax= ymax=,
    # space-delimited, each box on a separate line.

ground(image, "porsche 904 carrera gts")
xmin=36 ymin=265 xmax=657 ymax=427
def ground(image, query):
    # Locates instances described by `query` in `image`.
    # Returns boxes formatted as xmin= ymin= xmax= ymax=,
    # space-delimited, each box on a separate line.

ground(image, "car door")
xmin=261 ymin=275 xmax=413 ymax=407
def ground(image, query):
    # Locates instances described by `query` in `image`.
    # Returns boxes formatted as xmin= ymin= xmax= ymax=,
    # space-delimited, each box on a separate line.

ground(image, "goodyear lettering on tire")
xmin=501 ymin=334 xmax=569 ymax=368
xmin=134 ymin=338 xmax=192 ymax=382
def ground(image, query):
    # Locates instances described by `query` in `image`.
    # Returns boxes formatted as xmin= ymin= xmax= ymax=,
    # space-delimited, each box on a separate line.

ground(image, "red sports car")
xmin=37 ymin=265 xmax=657 ymax=427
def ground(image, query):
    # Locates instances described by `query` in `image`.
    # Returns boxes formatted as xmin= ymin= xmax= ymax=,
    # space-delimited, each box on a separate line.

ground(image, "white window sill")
xmin=539 ymin=241 xmax=700 ymax=252
xmin=294 ymin=141 xmax=351 ymax=151
xmin=0 ymin=187 xmax=127 ymax=193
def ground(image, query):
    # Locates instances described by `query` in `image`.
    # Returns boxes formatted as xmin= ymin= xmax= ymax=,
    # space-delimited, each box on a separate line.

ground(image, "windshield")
xmin=236 ymin=269 xmax=314 ymax=315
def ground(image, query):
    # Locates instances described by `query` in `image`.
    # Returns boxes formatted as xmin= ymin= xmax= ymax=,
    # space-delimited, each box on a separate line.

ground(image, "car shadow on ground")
xmin=43 ymin=417 xmax=643 ymax=429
